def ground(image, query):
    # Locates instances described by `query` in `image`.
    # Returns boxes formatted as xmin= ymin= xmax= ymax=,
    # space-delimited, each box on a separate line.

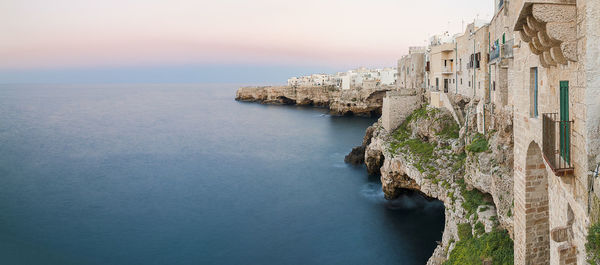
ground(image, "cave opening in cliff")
xmin=276 ymin=96 xmax=296 ymax=105
xmin=369 ymin=109 xmax=382 ymax=118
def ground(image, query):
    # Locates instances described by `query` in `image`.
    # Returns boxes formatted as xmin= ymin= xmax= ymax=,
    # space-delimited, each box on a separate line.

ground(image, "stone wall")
xmin=381 ymin=91 xmax=420 ymax=132
xmin=510 ymin=0 xmax=594 ymax=264
xmin=398 ymin=50 xmax=426 ymax=94
xmin=430 ymin=91 xmax=462 ymax=124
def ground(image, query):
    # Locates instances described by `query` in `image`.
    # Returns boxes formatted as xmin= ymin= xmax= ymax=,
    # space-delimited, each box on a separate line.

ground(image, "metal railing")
xmin=542 ymin=113 xmax=574 ymax=175
xmin=490 ymin=44 xmax=500 ymax=62
xmin=441 ymin=66 xmax=453 ymax=73
xmin=502 ymin=39 xmax=514 ymax=59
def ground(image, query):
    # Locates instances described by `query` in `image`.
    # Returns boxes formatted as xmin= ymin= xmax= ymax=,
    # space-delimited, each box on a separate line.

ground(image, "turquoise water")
xmin=0 ymin=84 xmax=444 ymax=265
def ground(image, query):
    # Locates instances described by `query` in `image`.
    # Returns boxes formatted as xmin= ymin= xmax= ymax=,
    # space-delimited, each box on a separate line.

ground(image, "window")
xmin=461 ymin=78 xmax=463 ymax=85
xmin=436 ymin=78 xmax=439 ymax=90
xmin=468 ymin=81 xmax=471 ymax=87
xmin=493 ymin=81 xmax=496 ymax=91
xmin=530 ymin=67 xmax=539 ymax=117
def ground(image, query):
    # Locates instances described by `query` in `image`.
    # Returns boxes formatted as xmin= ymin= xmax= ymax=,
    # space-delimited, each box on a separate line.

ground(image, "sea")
xmin=0 ymin=83 xmax=444 ymax=265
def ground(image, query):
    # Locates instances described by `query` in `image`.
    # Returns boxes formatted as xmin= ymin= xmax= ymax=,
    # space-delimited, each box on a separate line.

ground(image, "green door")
xmin=560 ymin=81 xmax=570 ymax=164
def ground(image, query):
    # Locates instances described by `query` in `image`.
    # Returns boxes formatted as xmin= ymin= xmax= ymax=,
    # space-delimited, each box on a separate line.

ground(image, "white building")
xmin=287 ymin=67 xmax=397 ymax=89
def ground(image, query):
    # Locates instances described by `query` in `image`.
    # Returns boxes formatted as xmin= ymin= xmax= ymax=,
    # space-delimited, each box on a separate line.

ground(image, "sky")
xmin=0 ymin=0 xmax=493 ymax=84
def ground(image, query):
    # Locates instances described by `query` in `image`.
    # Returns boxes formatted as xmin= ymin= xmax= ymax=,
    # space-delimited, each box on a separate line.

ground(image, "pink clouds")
xmin=0 ymin=0 xmax=492 ymax=70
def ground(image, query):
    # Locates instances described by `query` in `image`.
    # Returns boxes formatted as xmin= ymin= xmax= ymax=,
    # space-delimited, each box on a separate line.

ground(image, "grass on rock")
xmin=444 ymin=229 xmax=514 ymax=265
xmin=586 ymin=222 xmax=600 ymax=264
xmin=466 ymin=133 xmax=489 ymax=153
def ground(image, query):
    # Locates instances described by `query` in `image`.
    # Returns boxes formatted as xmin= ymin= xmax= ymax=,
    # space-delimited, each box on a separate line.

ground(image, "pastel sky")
xmin=0 ymin=0 xmax=493 ymax=83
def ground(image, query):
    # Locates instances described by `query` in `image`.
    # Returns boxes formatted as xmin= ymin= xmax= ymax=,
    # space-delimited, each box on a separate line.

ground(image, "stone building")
xmin=488 ymin=2 xmax=513 ymax=110
xmin=455 ymin=21 xmax=490 ymax=101
xmin=509 ymin=0 xmax=600 ymax=264
xmin=427 ymin=37 xmax=456 ymax=93
xmin=384 ymin=0 xmax=600 ymax=264
xmin=398 ymin=46 xmax=426 ymax=93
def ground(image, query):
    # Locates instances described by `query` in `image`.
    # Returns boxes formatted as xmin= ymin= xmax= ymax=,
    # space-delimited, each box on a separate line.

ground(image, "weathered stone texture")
xmin=381 ymin=91 xmax=421 ymax=132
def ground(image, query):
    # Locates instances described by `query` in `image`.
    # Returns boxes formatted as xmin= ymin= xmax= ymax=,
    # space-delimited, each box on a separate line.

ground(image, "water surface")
xmin=0 ymin=84 xmax=444 ymax=265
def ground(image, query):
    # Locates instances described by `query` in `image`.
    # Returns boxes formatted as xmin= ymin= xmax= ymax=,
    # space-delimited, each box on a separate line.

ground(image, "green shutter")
xmin=559 ymin=81 xmax=570 ymax=164
xmin=534 ymin=68 xmax=538 ymax=117
xmin=502 ymin=33 xmax=506 ymax=44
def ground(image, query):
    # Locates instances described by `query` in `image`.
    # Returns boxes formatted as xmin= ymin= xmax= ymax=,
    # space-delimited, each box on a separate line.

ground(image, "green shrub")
xmin=437 ymin=120 xmax=460 ymax=139
xmin=466 ymin=133 xmax=489 ymax=153
xmin=444 ymin=229 xmax=514 ymax=265
xmin=457 ymin=178 xmax=490 ymax=218
xmin=452 ymin=152 xmax=467 ymax=172
xmin=457 ymin=223 xmax=473 ymax=241
xmin=474 ymin=222 xmax=485 ymax=236
xmin=586 ymin=222 xmax=600 ymax=264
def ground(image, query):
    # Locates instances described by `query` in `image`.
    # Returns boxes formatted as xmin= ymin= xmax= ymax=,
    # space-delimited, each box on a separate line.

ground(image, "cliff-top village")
xmin=237 ymin=0 xmax=600 ymax=264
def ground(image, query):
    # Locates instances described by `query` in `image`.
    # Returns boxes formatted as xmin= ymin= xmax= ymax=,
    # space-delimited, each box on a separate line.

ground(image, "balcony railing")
xmin=502 ymin=39 xmax=514 ymax=59
xmin=490 ymin=45 xmax=500 ymax=62
xmin=542 ymin=113 xmax=574 ymax=176
xmin=442 ymin=66 xmax=453 ymax=74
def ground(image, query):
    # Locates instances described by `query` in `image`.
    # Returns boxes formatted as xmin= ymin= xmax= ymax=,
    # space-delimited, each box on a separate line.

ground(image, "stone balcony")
xmin=514 ymin=1 xmax=577 ymax=68
xmin=542 ymin=113 xmax=574 ymax=176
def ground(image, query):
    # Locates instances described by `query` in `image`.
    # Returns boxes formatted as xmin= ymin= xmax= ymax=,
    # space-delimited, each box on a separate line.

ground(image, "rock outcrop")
xmin=361 ymin=105 xmax=513 ymax=265
xmin=344 ymin=126 xmax=376 ymax=165
xmin=235 ymin=85 xmax=392 ymax=117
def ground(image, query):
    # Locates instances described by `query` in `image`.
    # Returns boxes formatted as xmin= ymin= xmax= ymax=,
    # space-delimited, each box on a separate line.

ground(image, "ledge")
xmin=514 ymin=1 xmax=577 ymax=67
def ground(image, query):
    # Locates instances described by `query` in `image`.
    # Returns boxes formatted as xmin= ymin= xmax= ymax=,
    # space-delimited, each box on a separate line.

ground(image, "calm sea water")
xmin=0 ymin=84 xmax=444 ymax=265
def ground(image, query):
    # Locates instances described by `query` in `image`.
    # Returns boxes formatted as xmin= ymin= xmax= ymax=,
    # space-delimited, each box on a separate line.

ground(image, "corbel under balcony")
xmin=514 ymin=1 xmax=577 ymax=68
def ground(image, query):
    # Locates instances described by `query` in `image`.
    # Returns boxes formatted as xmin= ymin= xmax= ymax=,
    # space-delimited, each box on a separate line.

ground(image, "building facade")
xmin=389 ymin=0 xmax=600 ymax=263
xmin=398 ymin=46 xmax=426 ymax=93
xmin=509 ymin=0 xmax=600 ymax=264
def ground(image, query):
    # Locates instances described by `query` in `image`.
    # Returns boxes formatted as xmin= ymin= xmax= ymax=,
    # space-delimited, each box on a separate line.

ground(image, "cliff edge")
xmin=235 ymin=85 xmax=393 ymax=117
xmin=361 ymin=105 xmax=515 ymax=264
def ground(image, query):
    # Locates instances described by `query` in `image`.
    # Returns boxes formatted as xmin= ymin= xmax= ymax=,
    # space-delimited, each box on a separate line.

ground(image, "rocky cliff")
xmin=359 ymin=104 xmax=514 ymax=264
xmin=235 ymin=85 xmax=392 ymax=117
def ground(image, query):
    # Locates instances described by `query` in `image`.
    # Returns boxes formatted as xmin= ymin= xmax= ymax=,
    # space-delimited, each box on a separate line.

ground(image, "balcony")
xmin=501 ymin=39 xmax=514 ymax=59
xmin=542 ymin=113 xmax=574 ymax=176
xmin=490 ymin=45 xmax=500 ymax=63
xmin=441 ymin=66 xmax=453 ymax=74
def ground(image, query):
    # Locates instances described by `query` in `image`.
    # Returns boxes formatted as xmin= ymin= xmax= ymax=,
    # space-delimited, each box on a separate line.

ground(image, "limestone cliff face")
xmin=235 ymin=85 xmax=391 ymax=117
xmin=363 ymin=106 xmax=512 ymax=265
xmin=463 ymin=107 xmax=515 ymax=235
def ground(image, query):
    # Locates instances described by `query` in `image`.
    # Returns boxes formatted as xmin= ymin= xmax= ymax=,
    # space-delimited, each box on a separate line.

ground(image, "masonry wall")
xmin=488 ymin=4 xmax=511 ymax=109
xmin=382 ymin=92 xmax=420 ymax=132
xmin=585 ymin=0 xmax=600 ymax=174
xmin=398 ymin=53 xmax=425 ymax=93
xmin=456 ymin=30 xmax=474 ymax=97
xmin=511 ymin=0 xmax=592 ymax=264
xmin=428 ymin=43 xmax=456 ymax=93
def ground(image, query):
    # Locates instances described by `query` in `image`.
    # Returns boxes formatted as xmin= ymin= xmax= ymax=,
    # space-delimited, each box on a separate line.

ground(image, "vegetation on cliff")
xmin=466 ymin=133 xmax=489 ymax=153
xmin=457 ymin=178 xmax=491 ymax=218
xmin=444 ymin=228 xmax=513 ymax=265
xmin=586 ymin=222 xmax=600 ymax=264
xmin=385 ymin=106 xmax=513 ymax=264
xmin=388 ymin=106 xmax=462 ymax=179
